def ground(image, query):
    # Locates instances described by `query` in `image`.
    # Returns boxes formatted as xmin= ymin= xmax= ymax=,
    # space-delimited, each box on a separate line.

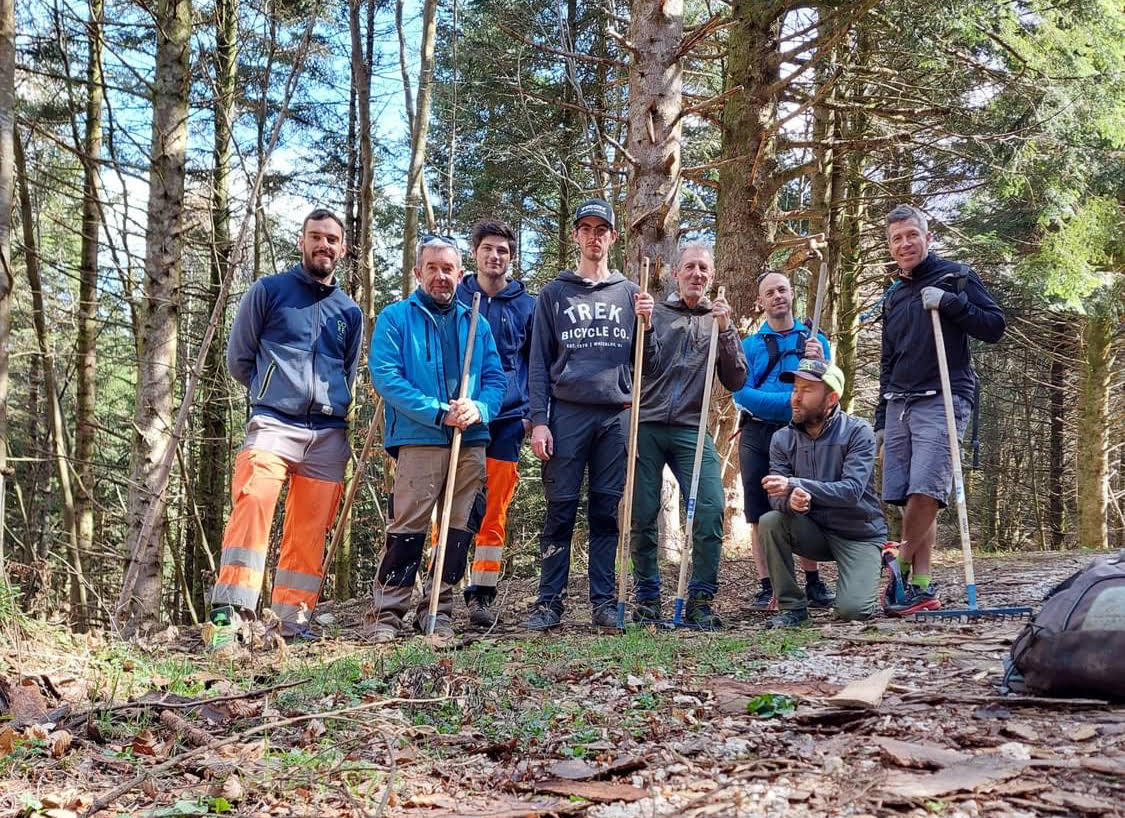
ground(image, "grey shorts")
xmin=242 ymin=414 xmax=351 ymax=482
xmin=882 ymin=393 xmax=970 ymax=508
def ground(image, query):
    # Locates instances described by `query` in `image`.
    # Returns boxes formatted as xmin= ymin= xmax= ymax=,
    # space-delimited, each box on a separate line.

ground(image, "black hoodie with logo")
xmin=529 ymin=270 xmax=654 ymax=425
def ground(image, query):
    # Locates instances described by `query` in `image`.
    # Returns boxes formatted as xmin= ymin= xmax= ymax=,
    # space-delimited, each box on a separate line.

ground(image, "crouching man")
xmin=759 ymin=358 xmax=885 ymax=628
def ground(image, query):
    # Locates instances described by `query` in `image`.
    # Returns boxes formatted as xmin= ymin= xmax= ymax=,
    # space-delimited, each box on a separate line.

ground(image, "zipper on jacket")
xmin=307 ymin=295 xmax=322 ymax=420
xmin=257 ymin=362 xmax=277 ymax=399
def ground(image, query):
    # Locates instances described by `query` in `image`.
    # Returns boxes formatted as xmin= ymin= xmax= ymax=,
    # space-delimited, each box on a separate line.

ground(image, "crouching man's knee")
xmin=835 ymin=600 xmax=877 ymax=622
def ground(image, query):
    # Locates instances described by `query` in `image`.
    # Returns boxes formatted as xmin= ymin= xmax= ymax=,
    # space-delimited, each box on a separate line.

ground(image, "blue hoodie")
xmin=369 ymin=288 xmax=507 ymax=456
xmin=731 ymin=319 xmax=831 ymax=425
xmin=226 ymin=264 xmax=364 ymax=429
xmin=457 ymin=274 xmax=536 ymax=422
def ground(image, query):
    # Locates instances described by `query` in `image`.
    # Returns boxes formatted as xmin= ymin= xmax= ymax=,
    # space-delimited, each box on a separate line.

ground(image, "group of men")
xmin=205 ymin=199 xmax=1005 ymax=654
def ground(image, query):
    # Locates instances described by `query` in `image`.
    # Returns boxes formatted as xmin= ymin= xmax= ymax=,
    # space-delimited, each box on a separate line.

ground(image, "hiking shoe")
xmin=806 ymin=578 xmax=836 ymax=609
xmin=764 ymin=608 xmax=810 ymax=629
xmin=204 ymin=606 xmax=244 ymax=659
xmin=523 ymin=605 xmax=562 ymax=632
xmin=365 ymin=619 xmax=403 ymax=644
xmin=466 ymin=596 xmax=498 ymax=629
xmin=684 ymin=594 xmax=723 ymax=631
xmin=591 ymin=604 xmax=624 ymax=632
xmin=751 ymin=585 xmax=775 ymax=610
xmin=885 ymin=584 xmax=941 ymax=617
xmin=415 ymin=612 xmax=456 ymax=639
xmin=632 ymin=597 xmax=662 ymax=624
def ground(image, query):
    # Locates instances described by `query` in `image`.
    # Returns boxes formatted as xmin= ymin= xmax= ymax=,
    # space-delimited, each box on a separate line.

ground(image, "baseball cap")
xmin=573 ymin=199 xmax=616 ymax=229
xmin=780 ymin=358 xmax=846 ymax=395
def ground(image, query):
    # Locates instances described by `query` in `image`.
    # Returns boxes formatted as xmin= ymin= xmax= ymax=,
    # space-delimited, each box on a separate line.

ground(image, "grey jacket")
xmin=768 ymin=406 xmax=886 ymax=541
xmin=639 ymin=294 xmax=747 ymax=427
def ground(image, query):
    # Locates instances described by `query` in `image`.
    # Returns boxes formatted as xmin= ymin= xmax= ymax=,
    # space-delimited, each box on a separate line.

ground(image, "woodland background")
xmin=0 ymin=0 xmax=1121 ymax=636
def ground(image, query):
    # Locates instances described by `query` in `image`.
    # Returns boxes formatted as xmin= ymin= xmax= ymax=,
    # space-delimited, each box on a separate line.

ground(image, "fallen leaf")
xmin=209 ymin=774 xmax=243 ymax=803
xmin=133 ymin=729 xmax=158 ymax=756
xmin=0 ymin=726 xmax=15 ymax=756
xmin=300 ymin=719 xmax=326 ymax=746
xmin=48 ymin=730 xmax=71 ymax=758
xmin=10 ymin=678 xmax=48 ymax=722
xmin=536 ymin=779 xmax=648 ymax=802
xmin=545 ymin=758 xmax=598 ymax=780
xmin=873 ymin=736 xmax=969 ymax=769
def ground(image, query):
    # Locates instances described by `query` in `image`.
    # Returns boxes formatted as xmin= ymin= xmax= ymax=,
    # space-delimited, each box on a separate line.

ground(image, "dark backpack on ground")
xmin=1004 ymin=550 xmax=1125 ymax=699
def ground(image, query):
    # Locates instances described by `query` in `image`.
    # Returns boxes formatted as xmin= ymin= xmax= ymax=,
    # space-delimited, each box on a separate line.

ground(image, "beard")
xmin=303 ymin=250 xmax=337 ymax=279
xmin=792 ymin=401 xmax=828 ymax=427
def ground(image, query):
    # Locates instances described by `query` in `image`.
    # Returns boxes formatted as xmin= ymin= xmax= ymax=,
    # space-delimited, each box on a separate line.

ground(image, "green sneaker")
xmin=205 ymin=606 xmax=243 ymax=658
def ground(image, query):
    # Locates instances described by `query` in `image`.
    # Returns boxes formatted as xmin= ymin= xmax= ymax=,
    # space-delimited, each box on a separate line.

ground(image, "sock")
xmin=760 ymin=577 xmax=772 ymax=592
xmin=912 ymin=573 xmax=931 ymax=590
xmin=896 ymin=555 xmax=911 ymax=575
xmin=805 ymin=570 xmax=820 ymax=586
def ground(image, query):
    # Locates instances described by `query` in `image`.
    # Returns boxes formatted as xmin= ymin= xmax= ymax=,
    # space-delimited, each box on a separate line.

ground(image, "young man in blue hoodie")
xmin=732 ymin=270 xmax=836 ymax=611
xmin=877 ymin=204 xmax=1005 ymax=616
xmin=455 ymin=220 xmax=536 ymax=628
xmin=523 ymin=199 xmax=654 ymax=632
xmin=367 ymin=237 xmax=506 ymax=641
xmin=208 ymin=209 xmax=364 ymax=657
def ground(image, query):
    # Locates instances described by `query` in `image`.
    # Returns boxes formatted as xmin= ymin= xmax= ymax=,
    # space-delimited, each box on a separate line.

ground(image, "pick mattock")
xmin=615 ymin=259 xmax=651 ymax=631
xmin=425 ymin=292 xmax=483 ymax=636
xmin=808 ymin=257 xmax=828 ymax=344
xmin=671 ymin=286 xmax=726 ymax=628
xmin=317 ymin=391 xmax=385 ymax=602
xmin=914 ymin=306 xmax=1031 ymax=620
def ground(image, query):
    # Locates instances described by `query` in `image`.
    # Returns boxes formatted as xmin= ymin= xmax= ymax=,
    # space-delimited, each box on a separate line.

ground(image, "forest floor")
xmin=1 ymin=550 xmax=1123 ymax=818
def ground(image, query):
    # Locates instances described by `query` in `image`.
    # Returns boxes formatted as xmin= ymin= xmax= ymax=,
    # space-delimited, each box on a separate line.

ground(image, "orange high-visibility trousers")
xmin=212 ymin=448 xmax=342 ymax=625
xmin=470 ymin=457 xmax=520 ymax=589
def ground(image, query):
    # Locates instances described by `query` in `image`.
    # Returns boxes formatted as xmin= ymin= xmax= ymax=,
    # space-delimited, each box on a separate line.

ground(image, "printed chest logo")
xmin=336 ymin=319 xmax=347 ymax=344
xmin=559 ymin=300 xmax=629 ymax=346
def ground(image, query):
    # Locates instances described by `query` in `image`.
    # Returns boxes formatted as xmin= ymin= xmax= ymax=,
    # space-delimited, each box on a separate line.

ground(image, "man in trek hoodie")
xmin=523 ymin=199 xmax=654 ymax=632
xmin=367 ymin=237 xmax=506 ymax=642
xmin=877 ymin=204 xmax=1005 ymax=617
xmin=208 ymin=210 xmax=364 ymax=657
xmin=455 ymin=219 xmax=536 ymax=628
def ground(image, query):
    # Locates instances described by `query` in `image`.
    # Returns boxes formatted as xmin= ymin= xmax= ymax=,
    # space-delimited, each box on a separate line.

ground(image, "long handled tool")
xmin=615 ymin=260 xmax=650 ymax=630
xmin=915 ymin=307 xmax=1031 ymax=620
xmin=807 ymin=259 xmax=828 ymax=345
xmin=426 ymin=292 xmax=483 ymax=635
xmin=671 ymin=286 xmax=725 ymax=628
xmin=317 ymin=392 xmax=385 ymax=601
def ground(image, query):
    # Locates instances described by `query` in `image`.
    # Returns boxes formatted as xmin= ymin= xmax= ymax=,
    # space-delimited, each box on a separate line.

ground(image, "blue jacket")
xmin=457 ymin=275 xmax=535 ymax=422
xmin=369 ymin=289 xmax=506 ymax=454
xmin=227 ymin=264 xmax=364 ymax=429
xmin=876 ymin=251 xmax=1005 ymax=431
xmin=732 ymin=319 xmax=832 ymax=424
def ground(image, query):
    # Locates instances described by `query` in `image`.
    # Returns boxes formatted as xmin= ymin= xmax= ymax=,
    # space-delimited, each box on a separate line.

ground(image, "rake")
xmin=911 ymin=307 xmax=1031 ymax=621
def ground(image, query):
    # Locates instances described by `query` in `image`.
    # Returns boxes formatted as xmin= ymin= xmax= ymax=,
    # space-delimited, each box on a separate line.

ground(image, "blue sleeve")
xmin=369 ymin=306 xmax=444 ymax=428
xmin=473 ymin=321 xmax=507 ymax=425
xmin=731 ymin=335 xmax=792 ymax=419
xmin=820 ymin=330 xmax=832 ymax=362
xmin=345 ymin=307 xmax=364 ymax=398
xmin=226 ymin=280 xmax=268 ymax=388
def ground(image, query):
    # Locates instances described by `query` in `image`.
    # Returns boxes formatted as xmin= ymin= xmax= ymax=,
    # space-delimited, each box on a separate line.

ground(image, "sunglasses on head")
xmin=420 ymin=233 xmax=459 ymax=247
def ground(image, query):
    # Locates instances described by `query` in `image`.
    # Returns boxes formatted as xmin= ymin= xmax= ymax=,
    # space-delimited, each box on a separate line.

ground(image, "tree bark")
xmin=121 ymin=0 xmax=191 ymax=634
xmin=74 ymin=0 xmax=104 ymax=579
xmin=15 ymin=134 xmax=89 ymax=628
xmin=193 ymin=0 xmax=237 ymax=615
xmin=1048 ymin=317 xmax=1067 ymax=548
xmin=400 ymin=0 xmax=438 ymax=294
xmin=0 ymin=0 xmax=14 ymax=576
xmin=1077 ymin=310 xmax=1113 ymax=550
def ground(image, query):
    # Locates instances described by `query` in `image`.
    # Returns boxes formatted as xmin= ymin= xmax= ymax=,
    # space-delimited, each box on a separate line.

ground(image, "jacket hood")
xmin=557 ymin=269 xmax=629 ymax=289
xmin=289 ymin=263 xmax=340 ymax=291
xmin=898 ymin=252 xmax=959 ymax=287
xmin=461 ymin=273 xmax=528 ymax=300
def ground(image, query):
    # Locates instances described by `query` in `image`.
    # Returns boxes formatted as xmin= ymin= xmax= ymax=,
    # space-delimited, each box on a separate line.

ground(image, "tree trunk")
xmin=194 ymin=0 xmax=237 ymax=615
xmin=1076 ymin=311 xmax=1113 ymax=550
xmin=400 ymin=0 xmax=438 ymax=294
xmin=74 ymin=0 xmax=104 ymax=580
xmin=1048 ymin=317 xmax=1067 ymax=548
xmin=15 ymin=135 xmax=89 ymax=628
xmin=715 ymin=3 xmax=784 ymax=317
xmin=121 ymin=0 xmax=191 ymax=634
xmin=624 ymin=0 xmax=683 ymax=279
xmin=0 ymin=0 xmax=14 ymax=576
xmin=350 ymin=0 xmax=375 ymax=332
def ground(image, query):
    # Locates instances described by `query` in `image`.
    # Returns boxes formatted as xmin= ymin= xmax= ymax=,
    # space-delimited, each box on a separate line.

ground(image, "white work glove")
xmin=921 ymin=286 xmax=946 ymax=311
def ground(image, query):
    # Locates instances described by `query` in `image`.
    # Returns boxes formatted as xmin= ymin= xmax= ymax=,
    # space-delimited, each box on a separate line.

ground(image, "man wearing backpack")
xmin=877 ymin=204 xmax=1005 ymax=616
xmin=733 ymin=270 xmax=835 ymax=611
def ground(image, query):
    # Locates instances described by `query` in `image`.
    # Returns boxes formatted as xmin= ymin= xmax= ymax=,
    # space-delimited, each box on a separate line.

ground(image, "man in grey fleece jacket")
xmin=524 ymin=198 xmax=654 ymax=631
xmin=759 ymin=358 xmax=886 ymax=628
xmin=629 ymin=243 xmax=747 ymax=629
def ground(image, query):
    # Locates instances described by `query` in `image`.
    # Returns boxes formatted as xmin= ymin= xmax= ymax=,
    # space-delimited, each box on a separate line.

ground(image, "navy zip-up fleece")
xmin=876 ymin=252 xmax=1005 ymax=431
xmin=457 ymin=274 xmax=535 ymax=422
xmin=227 ymin=264 xmax=364 ymax=429
xmin=528 ymin=270 xmax=650 ymax=425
